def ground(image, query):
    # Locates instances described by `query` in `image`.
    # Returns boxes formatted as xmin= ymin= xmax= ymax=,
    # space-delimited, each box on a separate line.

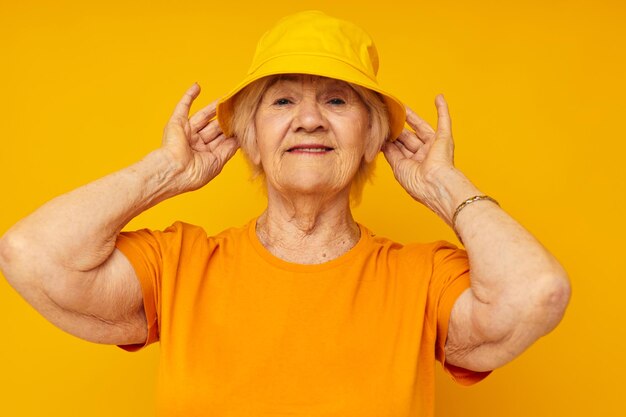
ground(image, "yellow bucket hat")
xmin=216 ymin=10 xmax=406 ymax=141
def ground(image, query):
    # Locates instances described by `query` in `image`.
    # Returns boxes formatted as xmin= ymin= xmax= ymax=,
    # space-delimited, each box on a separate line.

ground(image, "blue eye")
xmin=274 ymin=98 xmax=291 ymax=106
xmin=328 ymin=98 xmax=346 ymax=105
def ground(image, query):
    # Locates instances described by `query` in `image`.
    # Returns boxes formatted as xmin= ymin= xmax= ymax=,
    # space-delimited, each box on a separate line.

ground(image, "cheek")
xmin=334 ymin=136 xmax=368 ymax=184
xmin=254 ymin=114 xmax=281 ymax=164
xmin=256 ymin=110 xmax=291 ymax=138
xmin=341 ymin=120 xmax=370 ymax=159
xmin=256 ymin=135 xmax=291 ymax=177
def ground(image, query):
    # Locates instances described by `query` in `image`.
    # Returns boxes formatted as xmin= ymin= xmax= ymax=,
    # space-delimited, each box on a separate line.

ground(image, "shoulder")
xmin=115 ymin=219 xmax=256 ymax=274
xmin=116 ymin=220 xmax=254 ymax=265
xmin=120 ymin=219 xmax=251 ymax=244
xmin=360 ymin=223 xmax=463 ymax=266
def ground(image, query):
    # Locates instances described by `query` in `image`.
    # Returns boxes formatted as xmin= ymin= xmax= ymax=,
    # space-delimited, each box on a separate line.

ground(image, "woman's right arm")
xmin=0 ymin=83 xmax=238 ymax=345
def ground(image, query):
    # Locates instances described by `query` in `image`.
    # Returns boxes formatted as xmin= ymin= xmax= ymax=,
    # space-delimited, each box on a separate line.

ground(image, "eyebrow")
xmin=269 ymin=75 xmax=352 ymax=90
xmin=274 ymin=74 xmax=302 ymax=83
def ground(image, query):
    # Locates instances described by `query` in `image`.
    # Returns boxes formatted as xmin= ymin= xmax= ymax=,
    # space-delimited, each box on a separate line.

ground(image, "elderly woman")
xmin=0 ymin=10 xmax=569 ymax=417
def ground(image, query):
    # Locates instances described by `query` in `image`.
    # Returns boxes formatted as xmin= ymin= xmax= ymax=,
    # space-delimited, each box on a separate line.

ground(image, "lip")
xmin=286 ymin=143 xmax=335 ymax=153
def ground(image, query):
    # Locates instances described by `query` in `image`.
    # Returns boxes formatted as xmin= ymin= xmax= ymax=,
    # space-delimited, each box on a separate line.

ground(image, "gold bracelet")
xmin=452 ymin=195 xmax=499 ymax=244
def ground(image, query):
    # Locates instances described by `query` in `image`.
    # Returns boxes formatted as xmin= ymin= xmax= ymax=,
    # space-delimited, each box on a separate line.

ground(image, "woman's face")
xmin=253 ymin=74 xmax=375 ymax=197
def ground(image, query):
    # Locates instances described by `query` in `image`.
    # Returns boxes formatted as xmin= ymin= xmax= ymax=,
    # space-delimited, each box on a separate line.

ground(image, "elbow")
xmin=535 ymin=267 xmax=572 ymax=335
xmin=0 ymin=232 xmax=17 ymax=287
xmin=0 ymin=232 xmax=16 ymax=277
xmin=0 ymin=230 xmax=38 ymax=287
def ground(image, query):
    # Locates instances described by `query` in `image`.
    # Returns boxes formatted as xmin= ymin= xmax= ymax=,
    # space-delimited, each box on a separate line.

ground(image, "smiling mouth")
xmin=286 ymin=145 xmax=334 ymax=153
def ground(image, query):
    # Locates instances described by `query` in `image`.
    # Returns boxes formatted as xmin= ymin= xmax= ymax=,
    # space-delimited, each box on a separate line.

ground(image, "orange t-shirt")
xmin=115 ymin=218 xmax=491 ymax=417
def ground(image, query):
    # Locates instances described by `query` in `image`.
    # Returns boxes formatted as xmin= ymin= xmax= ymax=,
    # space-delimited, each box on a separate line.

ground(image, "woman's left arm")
xmin=382 ymin=96 xmax=571 ymax=372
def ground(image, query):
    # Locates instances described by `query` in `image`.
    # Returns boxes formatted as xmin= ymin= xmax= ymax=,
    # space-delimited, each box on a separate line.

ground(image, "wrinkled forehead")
xmin=266 ymin=74 xmax=354 ymax=91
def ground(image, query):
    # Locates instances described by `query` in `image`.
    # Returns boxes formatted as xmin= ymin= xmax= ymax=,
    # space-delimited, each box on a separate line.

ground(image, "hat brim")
xmin=216 ymin=54 xmax=406 ymax=140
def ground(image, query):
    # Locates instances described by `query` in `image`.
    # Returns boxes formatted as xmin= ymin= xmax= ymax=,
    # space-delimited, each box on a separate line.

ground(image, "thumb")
xmin=435 ymin=94 xmax=452 ymax=137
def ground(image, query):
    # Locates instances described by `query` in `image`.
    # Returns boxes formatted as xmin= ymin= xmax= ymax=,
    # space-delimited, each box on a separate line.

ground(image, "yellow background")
xmin=1 ymin=0 xmax=624 ymax=415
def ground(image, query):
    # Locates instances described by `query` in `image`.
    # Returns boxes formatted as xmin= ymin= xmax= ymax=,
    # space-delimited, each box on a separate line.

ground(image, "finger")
xmin=381 ymin=141 xmax=404 ymax=168
xmin=191 ymin=132 xmax=229 ymax=153
xmin=197 ymin=119 xmax=223 ymax=144
xmin=405 ymin=106 xmax=436 ymax=139
xmin=435 ymin=94 xmax=452 ymax=136
xmin=190 ymin=99 xmax=218 ymax=132
xmin=396 ymin=129 xmax=424 ymax=153
xmin=209 ymin=135 xmax=226 ymax=151
xmin=208 ymin=133 xmax=227 ymax=151
xmin=394 ymin=138 xmax=415 ymax=159
xmin=214 ymin=137 xmax=240 ymax=165
xmin=170 ymin=83 xmax=201 ymax=122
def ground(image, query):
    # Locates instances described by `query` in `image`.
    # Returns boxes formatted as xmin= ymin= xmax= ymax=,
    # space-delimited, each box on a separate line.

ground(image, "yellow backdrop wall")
xmin=1 ymin=1 xmax=624 ymax=416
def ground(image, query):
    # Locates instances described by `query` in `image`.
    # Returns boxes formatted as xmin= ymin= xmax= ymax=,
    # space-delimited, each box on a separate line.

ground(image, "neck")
xmin=256 ymin=186 xmax=360 ymax=264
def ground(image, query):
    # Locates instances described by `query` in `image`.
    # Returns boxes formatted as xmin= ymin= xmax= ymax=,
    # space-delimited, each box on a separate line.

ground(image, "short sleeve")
xmin=428 ymin=241 xmax=492 ymax=385
xmin=114 ymin=225 xmax=179 ymax=352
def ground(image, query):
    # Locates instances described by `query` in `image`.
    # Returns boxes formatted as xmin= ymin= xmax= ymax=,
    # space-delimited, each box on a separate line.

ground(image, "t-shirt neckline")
xmin=247 ymin=216 xmax=373 ymax=273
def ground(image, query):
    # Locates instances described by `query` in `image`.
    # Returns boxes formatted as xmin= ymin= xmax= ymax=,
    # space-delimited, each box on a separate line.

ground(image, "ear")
xmin=250 ymin=130 xmax=262 ymax=166
xmin=242 ymin=124 xmax=262 ymax=166
xmin=364 ymin=120 xmax=385 ymax=163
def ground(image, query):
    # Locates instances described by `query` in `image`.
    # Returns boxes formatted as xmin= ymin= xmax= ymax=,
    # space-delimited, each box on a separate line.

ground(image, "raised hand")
xmin=160 ymin=83 xmax=239 ymax=192
xmin=382 ymin=94 xmax=459 ymax=215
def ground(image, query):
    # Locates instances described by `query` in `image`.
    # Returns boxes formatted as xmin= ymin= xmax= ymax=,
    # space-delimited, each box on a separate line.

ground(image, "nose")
xmin=292 ymin=97 xmax=328 ymax=133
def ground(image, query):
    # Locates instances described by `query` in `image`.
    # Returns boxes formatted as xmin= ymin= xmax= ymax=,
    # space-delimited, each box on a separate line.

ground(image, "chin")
xmin=279 ymin=175 xmax=349 ymax=196
xmin=268 ymin=165 xmax=358 ymax=197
